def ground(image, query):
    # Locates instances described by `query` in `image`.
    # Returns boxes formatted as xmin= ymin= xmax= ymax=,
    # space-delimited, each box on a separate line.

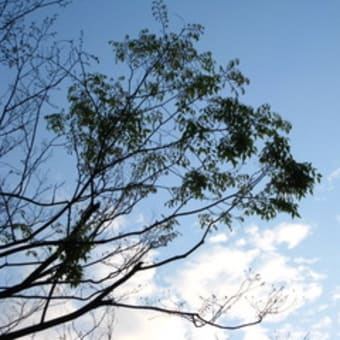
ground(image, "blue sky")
xmin=32 ymin=1 xmax=340 ymax=339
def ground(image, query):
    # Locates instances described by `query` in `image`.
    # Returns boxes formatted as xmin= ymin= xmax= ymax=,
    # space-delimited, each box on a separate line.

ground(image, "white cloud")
xmin=236 ymin=238 xmax=247 ymax=247
xmin=332 ymin=286 xmax=340 ymax=301
xmin=111 ymin=221 xmax=322 ymax=339
xmin=208 ymin=232 xmax=229 ymax=243
xmin=20 ymin=221 xmax=322 ymax=340
xmin=275 ymin=223 xmax=310 ymax=249
xmin=247 ymin=222 xmax=310 ymax=251
xmin=243 ymin=325 xmax=269 ymax=340
xmin=258 ymin=253 xmax=300 ymax=282
xmin=114 ymin=309 xmax=187 ymax=340
xmin=158 ymin=223 xmax=320 ymax=328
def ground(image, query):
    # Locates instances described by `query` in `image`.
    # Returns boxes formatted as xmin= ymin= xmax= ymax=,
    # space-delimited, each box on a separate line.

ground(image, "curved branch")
xmin=107 ymin=301 xmax=264 ymax=331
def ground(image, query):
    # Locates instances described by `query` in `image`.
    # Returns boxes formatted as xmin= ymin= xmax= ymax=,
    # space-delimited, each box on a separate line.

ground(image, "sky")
xmin=21 ymin=1 xmax=340 ymax=339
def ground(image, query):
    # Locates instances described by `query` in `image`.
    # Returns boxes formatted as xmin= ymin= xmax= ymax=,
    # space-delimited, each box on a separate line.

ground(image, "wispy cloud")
xmin=327 ymin=167 xmax=340 ymax=184
xmin=310 ymin=316 xmax=332 ymax=340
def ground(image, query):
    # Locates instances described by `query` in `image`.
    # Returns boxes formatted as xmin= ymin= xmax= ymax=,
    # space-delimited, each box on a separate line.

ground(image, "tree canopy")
xmin=0 ymin=1 xmax=320 ymax=338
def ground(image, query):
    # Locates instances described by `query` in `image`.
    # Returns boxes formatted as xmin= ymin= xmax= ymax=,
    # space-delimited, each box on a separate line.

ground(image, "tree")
xmin=0 ymin=1 xmax=320 ymax=338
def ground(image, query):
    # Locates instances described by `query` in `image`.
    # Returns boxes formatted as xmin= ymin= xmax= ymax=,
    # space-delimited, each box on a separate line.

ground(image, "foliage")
xmin=0 ymin=1 xmax=320 ymax=339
